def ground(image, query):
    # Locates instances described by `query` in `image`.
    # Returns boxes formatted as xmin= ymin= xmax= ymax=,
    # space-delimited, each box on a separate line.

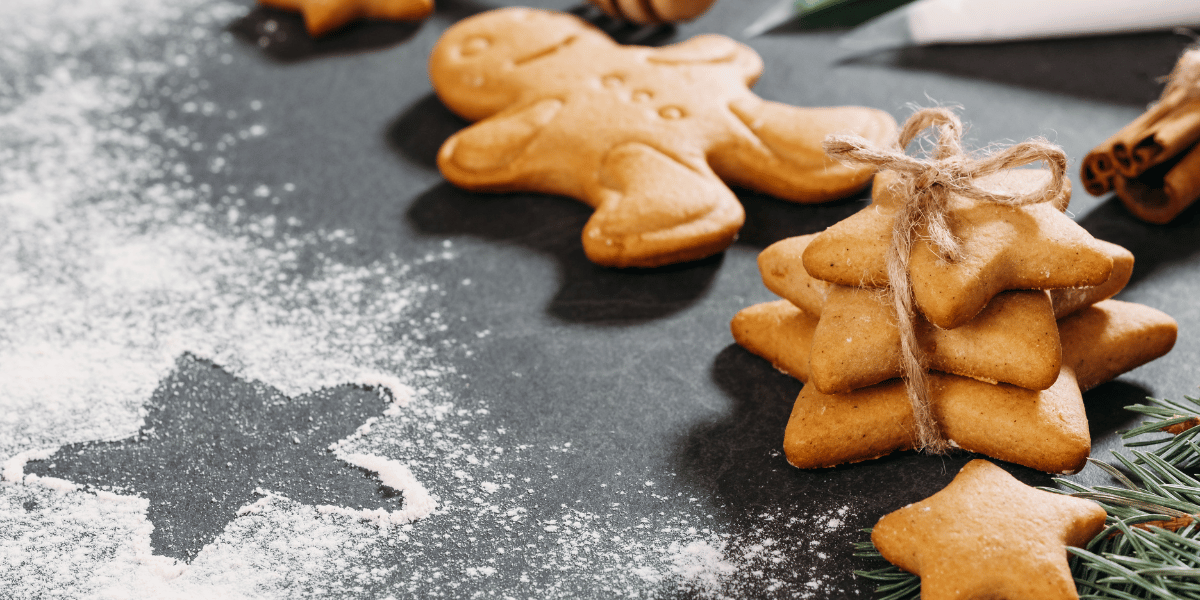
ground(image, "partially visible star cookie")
xmin=730 ymin=299 xmax=1178 ymax=473
xmin=802 ymin=169 xmax=1113 ymax=329
xmin=759 ymin=232 xmax=1134 ymax=322
xmin=430 ymin=8 xmax=896 ymax=267
xmin=872 ymin=459 xmax=1106 ymax=600
xmin=589 ymin=0 xmax=717 ymax=23
xmin=259 ymin=0 xmax=433 ymax=37
xmin=810 ymin=286 xmax=1061 ymax=393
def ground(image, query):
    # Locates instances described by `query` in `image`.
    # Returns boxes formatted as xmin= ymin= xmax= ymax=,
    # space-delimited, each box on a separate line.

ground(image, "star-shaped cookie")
xmin=730 ymin=299 xmax=1177 ymax=473
xmin=872 ymin=459 xmax=1107 ymax=600
xmin=802 ymin=169 xmax=1114 ymax=329
xmin=258 ymin=0 xmax=433 ymax=37
xmin=589 ymin=0 xmax=717 ymax=23
xmin=429 ymin=8 xmax=896 ymax=267
xmin=757 ymin=233 xmax=1134 ymax=394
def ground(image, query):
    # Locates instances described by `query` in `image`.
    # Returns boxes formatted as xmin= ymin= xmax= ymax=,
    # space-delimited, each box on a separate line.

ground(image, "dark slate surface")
xmin=35 ymin=0 xmax=1200 ymax=596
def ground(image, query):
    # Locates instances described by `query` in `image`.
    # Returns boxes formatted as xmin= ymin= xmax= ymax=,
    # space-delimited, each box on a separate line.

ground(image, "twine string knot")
xmin=1163 ymin=46 xmax=1200 ymax=102
xmin=821 ymin=107 xmax=1068 ymax=453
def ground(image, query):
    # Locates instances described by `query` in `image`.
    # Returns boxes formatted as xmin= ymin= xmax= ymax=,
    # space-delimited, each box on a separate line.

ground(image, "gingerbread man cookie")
xmin=259 ymin=0 xmax=433 ymax=37
xmin=430 ymin=8 xmax=896 ymax=267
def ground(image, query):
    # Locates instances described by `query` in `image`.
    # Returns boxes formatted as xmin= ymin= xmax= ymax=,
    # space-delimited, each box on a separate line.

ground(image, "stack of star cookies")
xmin=731 ymin=169 xmax=1177 ymax=474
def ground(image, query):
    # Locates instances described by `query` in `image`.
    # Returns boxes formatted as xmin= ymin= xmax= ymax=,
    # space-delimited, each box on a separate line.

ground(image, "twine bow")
xmin=822 ymin=107 xmax=1069 ymax=453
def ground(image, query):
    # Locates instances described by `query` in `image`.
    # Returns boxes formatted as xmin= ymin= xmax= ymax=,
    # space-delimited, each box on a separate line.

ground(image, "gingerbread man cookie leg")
xmin=584 ymin=143 xmax=745 ymax=267
xmin=437 ymin=106 xmax=747 ymax=267
xmin=429 ymin=8 xmax=896 ymax=267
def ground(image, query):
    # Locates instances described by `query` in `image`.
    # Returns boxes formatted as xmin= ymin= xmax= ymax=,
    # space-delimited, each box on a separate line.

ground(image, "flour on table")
xmin=0 ymin=0 xmax=857 ymax=598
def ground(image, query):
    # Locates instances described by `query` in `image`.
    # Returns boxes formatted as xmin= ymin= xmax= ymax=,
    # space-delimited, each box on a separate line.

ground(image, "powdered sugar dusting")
xmin=1 ymin=0 xmax=862 ymax=597
xmin=336 ymin=453 xmax=437 ymax=524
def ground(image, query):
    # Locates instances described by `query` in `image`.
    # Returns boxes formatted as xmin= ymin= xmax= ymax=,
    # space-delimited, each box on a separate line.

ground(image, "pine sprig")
xmin=1122 ymin=395 xmax=1200 ymax=469
xmin=852 ymin=393 xmax=1200 ymax=600
xmin=853 ymin=530 xmax=920 ymax=600
xmin=1054 ymin=452 xmax=1200 ymax=599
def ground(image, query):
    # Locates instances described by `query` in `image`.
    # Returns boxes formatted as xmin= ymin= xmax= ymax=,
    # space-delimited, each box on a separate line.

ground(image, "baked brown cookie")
xmin=732 ymin=299 xmax=1178 ymax=473
xmin=802 ymin=169 xmax=1113 ymax=329
xmin=756 ymin=233 xmax=1134 ymax=394
xmin=809 ymin=286 xmax=1061 ymax=393
xmin=429 ymin=8 xmax=896 ymax=267
xmin=258 ymin=0 xmax=433 ymax=36
xmin=589 ymin=0 xmax=717 ymax=23
xmin=872 ymin=459 xmax=1106 ymax=600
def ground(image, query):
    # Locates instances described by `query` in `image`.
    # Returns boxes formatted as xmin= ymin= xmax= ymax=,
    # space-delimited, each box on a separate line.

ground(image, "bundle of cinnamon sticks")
xmin=1082 ymin=48 xmax=1200 ymax=224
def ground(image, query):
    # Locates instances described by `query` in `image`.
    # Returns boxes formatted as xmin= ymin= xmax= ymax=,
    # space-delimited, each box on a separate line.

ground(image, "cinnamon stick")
xmin=1083 ymin=48 xmax=1200 ymax=223
xmin=1081 ymin=87 xmax=1189 ymax=193
xmin=1114 ymin=141 xmax=1200 ymax=224
xmin=1105 ymin=87 xmax=1192 ymax=177
xmin=1124 ymin=98 xmax=1200 ymax=177
xmin=1081 ymin=145 xmax=1116 ymax=196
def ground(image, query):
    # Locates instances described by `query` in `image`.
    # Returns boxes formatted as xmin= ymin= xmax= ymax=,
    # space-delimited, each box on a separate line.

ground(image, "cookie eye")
xmin=659 ymin=106 xmax=685 ymax=119
xmin=631 ymin=90 xmax=653 ymax=102
xmin=461 ymin=36 xmax=491 ymax=57
xmin=601 ymin=74 xmax=624 ymax=88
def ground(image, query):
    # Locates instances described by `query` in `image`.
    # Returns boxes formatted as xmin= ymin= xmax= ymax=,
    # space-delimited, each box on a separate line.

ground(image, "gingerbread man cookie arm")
xmin=584 ymin=142 xmax=744 ymax=267
xmin=437 ymin=98 xmax=571 ymax=193
xmin=709 ymin=97 xmax=897 ymax=203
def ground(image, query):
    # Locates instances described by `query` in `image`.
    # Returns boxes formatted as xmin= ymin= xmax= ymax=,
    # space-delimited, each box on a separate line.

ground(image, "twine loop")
xmin=821 ymin=107 xmax=1068 ymax=453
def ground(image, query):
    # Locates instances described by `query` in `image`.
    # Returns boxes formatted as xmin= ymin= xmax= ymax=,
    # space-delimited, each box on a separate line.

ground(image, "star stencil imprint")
xmin=430 ymin=8 xmax=896 ymax=267
xmin=20 ymin=354 xmax=425 ymax=561
xmin=258 ymin=0 xmax=433 ymax=37
xmin=872 ymin=459 xmax=1106 ymax=600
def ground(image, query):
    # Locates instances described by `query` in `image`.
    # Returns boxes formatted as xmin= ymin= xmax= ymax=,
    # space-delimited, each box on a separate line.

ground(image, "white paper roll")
xmin=908 ymin=0 xmax=1200 ymax=44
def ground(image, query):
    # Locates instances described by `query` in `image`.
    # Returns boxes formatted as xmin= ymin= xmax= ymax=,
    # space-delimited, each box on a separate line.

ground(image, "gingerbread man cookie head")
xmin=429 ymin=8 xmax=611 ymax=122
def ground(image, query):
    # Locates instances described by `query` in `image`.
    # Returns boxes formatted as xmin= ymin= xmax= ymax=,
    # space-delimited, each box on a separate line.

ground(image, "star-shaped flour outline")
xmin=4 ymin=354 xmax=434 ymax=562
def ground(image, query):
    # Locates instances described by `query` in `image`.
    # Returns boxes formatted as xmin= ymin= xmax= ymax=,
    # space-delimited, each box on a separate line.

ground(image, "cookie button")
xmin=461 ymin=36 xmax=490 ymax=56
